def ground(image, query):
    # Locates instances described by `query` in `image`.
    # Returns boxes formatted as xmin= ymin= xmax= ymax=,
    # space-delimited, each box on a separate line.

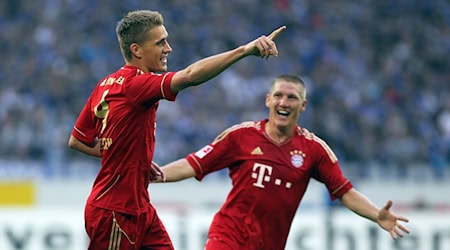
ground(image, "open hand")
xmin=378 ymin=200 xmax=410 ymax=239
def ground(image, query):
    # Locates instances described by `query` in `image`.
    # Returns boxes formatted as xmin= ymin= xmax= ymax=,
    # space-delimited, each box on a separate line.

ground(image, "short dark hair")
xmin=116 ymin=10 xmax=164 ymax=61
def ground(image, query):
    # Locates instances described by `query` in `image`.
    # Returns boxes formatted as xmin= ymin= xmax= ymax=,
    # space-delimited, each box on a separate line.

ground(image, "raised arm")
xmin=340 ymin=188 xmax=410 ymax=240
xmin=170 ymin=26 xmax=286 ymax=92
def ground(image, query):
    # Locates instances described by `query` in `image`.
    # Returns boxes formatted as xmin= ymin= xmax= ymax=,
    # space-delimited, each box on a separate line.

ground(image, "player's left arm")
xmin=170 ymin=26 xmax=286 ymax=93
xmin=340 ymin=188 xmax=410 ymax=239
xmin=68 ymin=135 xmax=101 ymax=158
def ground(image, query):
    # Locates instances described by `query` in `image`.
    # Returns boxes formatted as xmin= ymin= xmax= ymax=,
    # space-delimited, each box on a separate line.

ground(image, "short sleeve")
xmin=186 ymin=126 xmax=240 ymax=181
xmin=72 ymin=97 xmax=97 ymax=145
xmin=125 ymin=72 xmax=177 ymax=105
xmin=312 ymin=139 xmax=353 ymax=200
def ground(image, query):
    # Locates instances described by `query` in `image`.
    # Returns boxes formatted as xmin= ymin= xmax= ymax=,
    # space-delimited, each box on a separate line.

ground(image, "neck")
xmin=265 ymin=122 xmax=294 ymax=144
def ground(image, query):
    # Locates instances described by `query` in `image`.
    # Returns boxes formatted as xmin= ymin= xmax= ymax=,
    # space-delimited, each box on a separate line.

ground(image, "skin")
xmin=68 ymin=25 xmax=286 ymax=154
xmin=341 ymin=190 xmax=410 ymax=239
xmin=264 ymin=79 xmax=307 ymax=144
xmin=156 ymin=80 xmax=410 ymax=240
xmin=128 ymin=25 xmax=286 ymax=93
xmin=129 ymin=25 xmax=172 ymax=73
xmin=68 ymin=137 xmax=101 ymax=158
xmin=266 ymin=80 xmax=410 ymax=239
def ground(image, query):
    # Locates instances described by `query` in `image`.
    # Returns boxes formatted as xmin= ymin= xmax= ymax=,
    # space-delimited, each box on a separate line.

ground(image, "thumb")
xmin=383 ymin=200 xmax=393 ymax=211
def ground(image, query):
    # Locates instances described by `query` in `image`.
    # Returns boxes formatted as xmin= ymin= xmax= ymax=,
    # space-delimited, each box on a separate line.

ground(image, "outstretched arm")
xmin=170 ymin=26 xmax=286 ymax=92
xmin=68 ymin=135 xmax=101 ymax=158
xmin=340 ymin=188 xmax=410 ymax=239
xmin=153 ymin=158 xmax=196 ymax=183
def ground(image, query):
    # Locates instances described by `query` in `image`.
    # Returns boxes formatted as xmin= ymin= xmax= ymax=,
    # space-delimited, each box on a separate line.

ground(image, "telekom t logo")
xmin=251 ymin=163 xmax=293 ymax=189
xmin=252 ymin=163 xmax=272 ymax=188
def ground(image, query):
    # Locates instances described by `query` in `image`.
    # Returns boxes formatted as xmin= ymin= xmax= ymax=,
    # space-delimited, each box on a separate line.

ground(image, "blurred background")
xmin=0 ymin=0 xmax=449 ymax=249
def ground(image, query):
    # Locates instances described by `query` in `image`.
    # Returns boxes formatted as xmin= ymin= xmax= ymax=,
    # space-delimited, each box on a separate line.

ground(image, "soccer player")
xmin=68 ymin=10 xmax=285 ymax=250
xmin=156 ymin=75 xmax=410 ymax=249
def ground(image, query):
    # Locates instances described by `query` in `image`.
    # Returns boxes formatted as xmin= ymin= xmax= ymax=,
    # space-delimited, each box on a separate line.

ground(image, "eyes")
xmin=156 ymin=38 xmax=169 ymax=47
xmin=273 ymin=92 xmax=299 ymax=101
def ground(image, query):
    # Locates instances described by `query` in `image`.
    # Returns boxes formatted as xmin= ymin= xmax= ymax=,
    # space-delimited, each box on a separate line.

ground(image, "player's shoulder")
xmin=94 ymin=67 xmax=127 ymax=86
xmin=297 ymin=127 xmax=329 ymax=146
xmin=297 ymin=127 xmax=316 ymax=139
xmin=212 ymin=120 xmax=260 ymax=144
xmin=297 ymin=127 xmax=336 ymax=154
xmin=232 ymin=120 xmax=261 ymax=130
xmin=223 ymin=120 xmax=261 ymax=134
xmin=299 ymin=127 xmax=339 ymax=163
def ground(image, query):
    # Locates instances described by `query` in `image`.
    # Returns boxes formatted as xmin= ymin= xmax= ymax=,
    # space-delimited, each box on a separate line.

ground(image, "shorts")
xmin=205 ymin=235 xmax=265 ymax=250
xmin=85 ymin=204 xmax=174 ymax=250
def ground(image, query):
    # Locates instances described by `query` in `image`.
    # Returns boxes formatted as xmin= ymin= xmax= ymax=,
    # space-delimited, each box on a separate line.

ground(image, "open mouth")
xmin=276 ymin=110 xmax=290 ymax=117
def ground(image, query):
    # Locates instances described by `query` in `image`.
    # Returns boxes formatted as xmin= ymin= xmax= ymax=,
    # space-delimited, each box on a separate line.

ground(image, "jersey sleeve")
xmin=71 ymin=96 xmax=97 ymax=145
xmin=186 ymin=126 xmax=240 ymax=181
xmin=311 ymin=137 xmax=353 ymax=200
xmin=125 ymin=72 xmax=177 ymax=105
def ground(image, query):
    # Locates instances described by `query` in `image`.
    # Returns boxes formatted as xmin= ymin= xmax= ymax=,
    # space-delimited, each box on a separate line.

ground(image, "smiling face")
xmin=265 ymin=77 xmax=307 ymax=131
xmin=131 ymin=25 xmax=172 ymax=72
xmin=116 ymin=10 xmax=172 ymax=73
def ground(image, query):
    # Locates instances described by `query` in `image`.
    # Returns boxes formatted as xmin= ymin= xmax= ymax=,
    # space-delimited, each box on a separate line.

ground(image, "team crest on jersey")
xmin=290 ymin=150 xmax=306 ymax=168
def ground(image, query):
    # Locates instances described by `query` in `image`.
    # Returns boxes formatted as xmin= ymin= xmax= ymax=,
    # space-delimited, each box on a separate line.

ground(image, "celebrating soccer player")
xmin=156 ymin=74 xmax=410 ymax=249
xmin=68 ymin=9 xmax=285 ymax=250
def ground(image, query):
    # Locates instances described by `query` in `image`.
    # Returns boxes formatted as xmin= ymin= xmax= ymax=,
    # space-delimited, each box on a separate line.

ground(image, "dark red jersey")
xmin=72 ymin=65 xmax=176 ymax=215
xmin=186 ymin=119 xmax=353 ymax=249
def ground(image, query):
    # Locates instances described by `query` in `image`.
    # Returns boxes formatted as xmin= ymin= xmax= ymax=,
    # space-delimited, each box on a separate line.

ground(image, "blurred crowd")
xmin=0 ymin=0 xmax=449 ymax=180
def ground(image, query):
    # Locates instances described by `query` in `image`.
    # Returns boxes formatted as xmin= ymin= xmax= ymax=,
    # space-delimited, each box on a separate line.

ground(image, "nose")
xmin=164 ymin=41 xmax=172 ymax=53
xmin=279 ymin=96 xmax=289 ymax=107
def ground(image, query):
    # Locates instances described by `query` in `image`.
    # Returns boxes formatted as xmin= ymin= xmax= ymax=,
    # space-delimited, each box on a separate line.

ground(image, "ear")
xmin=299 ymin=99 xmax=307 ymax=113
xmin=265 ymin=94 xmax=270 ymax=108
xmin=130 ymin=43 xmax=142 ymax=59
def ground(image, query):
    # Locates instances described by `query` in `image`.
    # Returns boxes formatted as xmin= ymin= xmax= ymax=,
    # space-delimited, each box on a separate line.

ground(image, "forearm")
xmin=340 ymin=188 xmax=379 ymax=223
xmin=171 ymin=46 xmax=247 ymax=92
xmin=188 ymin=46 xmax=247 ymax=83
xmin=162 ymin=158 xmax=196 ymax=182
xmin=68 ymin=135 xmax=101 ymax=158
xmin=170 ymin=26 xmax=284 ymax=93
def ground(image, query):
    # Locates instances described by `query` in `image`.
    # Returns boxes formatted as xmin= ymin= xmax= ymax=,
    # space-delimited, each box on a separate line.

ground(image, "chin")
xmin=157 ymin=67 xmax=167 ymax=72
xmin=274 ymin=119 xmax=289 ymax=127
xmin=275 ymin=116 xmax=289 ymax=123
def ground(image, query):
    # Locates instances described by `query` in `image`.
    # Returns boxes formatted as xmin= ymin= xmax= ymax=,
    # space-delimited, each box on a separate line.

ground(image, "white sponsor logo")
xmin=194 ymin=145 xmax=213 ymax=159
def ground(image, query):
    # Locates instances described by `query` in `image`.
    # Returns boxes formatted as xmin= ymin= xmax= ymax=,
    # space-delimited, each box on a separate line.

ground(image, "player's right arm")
xmin=169 ymin=26 xmax=286 ymax=93
xmin=156 ymin=122 xmax=248 ymax=183
xmin=68 ymin=96 xmax=101 ymax=158
xmin=155 ymin=159 xmax=196 ymax=183
xmin=68 ymin=135 xmax=101 ymax=158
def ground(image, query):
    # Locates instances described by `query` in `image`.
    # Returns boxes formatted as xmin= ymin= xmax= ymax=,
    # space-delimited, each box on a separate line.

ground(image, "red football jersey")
xmin=186 ymin=119 xmax=353 ymax=249
xmin=72 ymin=65 xmax=176 ymax=215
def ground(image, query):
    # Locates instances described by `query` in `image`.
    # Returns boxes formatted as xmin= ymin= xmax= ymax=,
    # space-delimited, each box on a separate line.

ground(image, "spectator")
xmin=0 ymin=0 xmax=448 ymax=181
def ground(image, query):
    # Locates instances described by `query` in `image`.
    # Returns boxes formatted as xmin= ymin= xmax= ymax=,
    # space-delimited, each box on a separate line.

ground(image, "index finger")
xmin=268 ymin=25 xmax=287 ymax=40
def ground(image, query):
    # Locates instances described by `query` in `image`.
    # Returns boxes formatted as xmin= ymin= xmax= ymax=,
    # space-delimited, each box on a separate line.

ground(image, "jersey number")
xmin=94 ymin=90 xmax=109 ymax=133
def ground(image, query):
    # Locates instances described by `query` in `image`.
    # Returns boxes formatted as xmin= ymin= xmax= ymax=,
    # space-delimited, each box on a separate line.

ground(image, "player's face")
xmin=138 ymin=25 xmax=172 ymax=72
xmin=266 ymin=80 xmax=306 ymax=128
